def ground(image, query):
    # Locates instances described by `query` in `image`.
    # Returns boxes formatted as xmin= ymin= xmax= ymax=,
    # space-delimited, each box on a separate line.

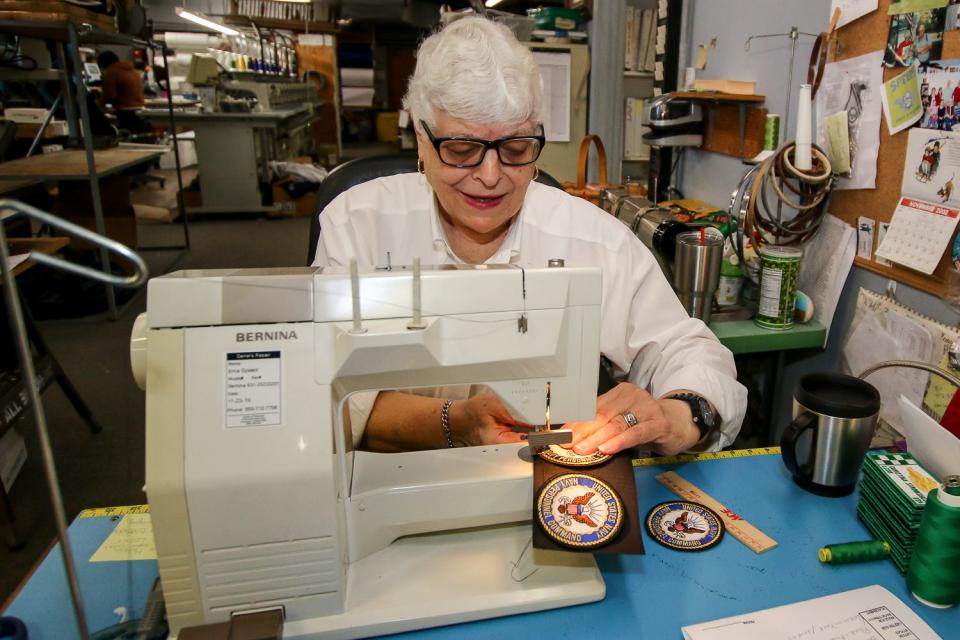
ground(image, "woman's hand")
xmin=449 ymin=392 xmax=533 ymax=446
xmin=564 ymin=383 xmax=701 ymax=456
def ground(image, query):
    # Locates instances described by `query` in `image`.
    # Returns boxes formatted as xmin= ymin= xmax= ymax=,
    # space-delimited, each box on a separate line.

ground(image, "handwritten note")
xmin=681 ymin=585 xmax=941 ymax=639
xmin=89 ymin=514 xmax=157 ymax=562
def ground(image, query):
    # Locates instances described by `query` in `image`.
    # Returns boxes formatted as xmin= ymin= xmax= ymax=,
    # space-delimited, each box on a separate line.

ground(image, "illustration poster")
xmin=901 ymin=127 xmax=960 ymax=206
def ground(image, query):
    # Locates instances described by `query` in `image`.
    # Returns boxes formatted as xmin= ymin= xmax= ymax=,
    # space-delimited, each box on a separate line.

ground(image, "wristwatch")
xmin=665 ymin=393 xmax=718 ymax=441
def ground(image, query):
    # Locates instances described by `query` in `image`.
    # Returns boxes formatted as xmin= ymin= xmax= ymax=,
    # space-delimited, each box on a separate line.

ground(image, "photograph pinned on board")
xmin=918 ymin=59 xmax=960 ymax=130
xmin=889 ymin=0 xmax=949 ymax=15
xmin=885 ymin=9 xmax=947 ymax=67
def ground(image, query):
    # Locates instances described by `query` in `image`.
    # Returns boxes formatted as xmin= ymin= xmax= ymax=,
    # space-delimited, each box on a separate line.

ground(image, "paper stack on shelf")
xmin=624 ymin=97 xmax=651 ymax=161
xmin=341 ymin=67 xmax=374 ymax=107
xmin=625 ymin=7 xmax=656 ymax=72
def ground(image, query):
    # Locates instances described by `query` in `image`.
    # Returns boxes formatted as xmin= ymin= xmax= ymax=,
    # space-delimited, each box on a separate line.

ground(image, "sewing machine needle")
xmin=544 ymin=381 xmax=551 ymax=432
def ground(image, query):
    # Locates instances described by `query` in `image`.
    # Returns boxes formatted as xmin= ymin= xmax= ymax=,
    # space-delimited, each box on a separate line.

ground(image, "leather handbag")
xmin=563 ymin=134 xmax=645 ymax=211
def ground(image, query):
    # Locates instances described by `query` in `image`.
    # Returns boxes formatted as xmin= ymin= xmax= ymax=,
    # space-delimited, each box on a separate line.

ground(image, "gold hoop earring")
xmin=417 ymin=158 xmax=425 ymax=174
xmin=534 ymin=165 xmax=540 ymax=181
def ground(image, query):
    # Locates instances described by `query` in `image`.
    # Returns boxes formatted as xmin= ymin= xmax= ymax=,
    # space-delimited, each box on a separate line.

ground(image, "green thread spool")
xmin=819 ymin=540 xmax=891 ymax=564
xmin=764 ymin=114 xmax=781 ymax=151
xmin=907 ymin=475 xmax=960 ymax=608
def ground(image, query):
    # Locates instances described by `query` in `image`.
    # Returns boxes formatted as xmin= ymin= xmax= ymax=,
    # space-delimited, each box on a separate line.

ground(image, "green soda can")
xmin=755 ymin=246 xmax=802 ymax=330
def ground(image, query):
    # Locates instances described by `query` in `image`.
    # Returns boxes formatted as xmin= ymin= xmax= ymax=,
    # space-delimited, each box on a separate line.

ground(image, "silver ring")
xmin=621 ymin=411 xmax=639 ymax=428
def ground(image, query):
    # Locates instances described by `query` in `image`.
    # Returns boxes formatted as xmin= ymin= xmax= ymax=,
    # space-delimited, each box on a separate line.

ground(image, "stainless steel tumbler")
xmin=673 ymin=228 xmax=723 ymax=323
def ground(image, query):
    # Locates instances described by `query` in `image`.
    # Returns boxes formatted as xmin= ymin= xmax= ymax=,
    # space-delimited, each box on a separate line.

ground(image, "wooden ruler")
xmin=79 ymin=504 xmax=150 ymax=518
xmin=655 ymin=470 xmax=778 ymax=554
xmin=632 ymin=446 xmax=779 ymax=467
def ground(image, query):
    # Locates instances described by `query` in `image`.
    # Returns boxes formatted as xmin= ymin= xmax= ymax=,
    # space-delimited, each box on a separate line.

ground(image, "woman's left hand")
xmin=564 ymin=382 xmax=701 ymax=456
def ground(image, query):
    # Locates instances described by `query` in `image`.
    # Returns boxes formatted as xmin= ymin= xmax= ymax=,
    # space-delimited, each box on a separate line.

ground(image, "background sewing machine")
xmin=132 ymin=264 xmax=605 ymax=638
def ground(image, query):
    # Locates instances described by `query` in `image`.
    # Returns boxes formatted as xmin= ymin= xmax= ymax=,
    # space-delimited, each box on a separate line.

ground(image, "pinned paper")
xmin=856 ymin=216 xmax=876 ymax=260
xmin=695 ymin=45 xmax=708 ymax=70
xmin=923 ymin=353 xmax=956 ymax=416
xmin=824 ymin=111 xmax=852 ymax=174
xmin=881 ymin=64 xmax=923 ymax=134
xmin=89 ymin=514 xmax=157 ymax=562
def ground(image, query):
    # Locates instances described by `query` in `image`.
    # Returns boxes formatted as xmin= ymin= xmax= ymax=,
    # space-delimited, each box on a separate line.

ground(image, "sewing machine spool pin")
xmin=407 ymin=256 xmax=427 ymax=330
xmin=349 ymin=258 xmax=367 ymax=334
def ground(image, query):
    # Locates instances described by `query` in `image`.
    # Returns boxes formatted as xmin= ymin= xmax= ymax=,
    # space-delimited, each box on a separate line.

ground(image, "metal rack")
xmin=0 ymin=20 xmax=189 ymax=318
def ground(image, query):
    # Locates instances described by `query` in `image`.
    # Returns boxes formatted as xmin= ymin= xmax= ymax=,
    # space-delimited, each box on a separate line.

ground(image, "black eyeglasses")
xmin=420 ymin=120 xmax=545 ymax=168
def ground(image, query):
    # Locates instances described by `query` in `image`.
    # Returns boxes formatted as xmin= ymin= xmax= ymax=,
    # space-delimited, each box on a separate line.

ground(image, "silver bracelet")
xmin=441 ymin=400 xmax=455 ymax=448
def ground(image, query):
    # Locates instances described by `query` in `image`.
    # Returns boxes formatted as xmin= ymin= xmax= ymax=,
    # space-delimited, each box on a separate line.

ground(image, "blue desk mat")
xmin=3 ymin=452 xmax=955 ymax=639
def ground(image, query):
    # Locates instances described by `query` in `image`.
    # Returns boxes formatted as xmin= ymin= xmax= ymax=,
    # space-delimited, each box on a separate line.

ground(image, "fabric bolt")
xmin=313 ymin=173 xmax=746 ymax=450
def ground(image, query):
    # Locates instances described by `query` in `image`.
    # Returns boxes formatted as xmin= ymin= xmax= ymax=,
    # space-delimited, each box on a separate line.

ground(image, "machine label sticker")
xmin=537 ymin=473 xmax=624 ymax=549
xmin=539 ymin=444 xmax=611 ymax=467
xmin=225 ymin=351 xmax=281 ymax=428
xmin=645 ymin=501 xmax=724 ymax=552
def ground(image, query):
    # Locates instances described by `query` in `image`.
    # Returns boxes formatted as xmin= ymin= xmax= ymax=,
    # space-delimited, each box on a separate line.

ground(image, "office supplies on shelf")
xmin=681 ymin=584 xmax=942 ymax=639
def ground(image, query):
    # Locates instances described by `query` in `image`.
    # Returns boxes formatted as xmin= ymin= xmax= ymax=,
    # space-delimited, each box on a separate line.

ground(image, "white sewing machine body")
xmin=134 ymin=264 xmax=604 ymax=639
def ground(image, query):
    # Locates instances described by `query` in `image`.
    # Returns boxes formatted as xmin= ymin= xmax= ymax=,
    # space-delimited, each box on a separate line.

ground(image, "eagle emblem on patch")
xmin=644 ymin=501 xmax=724 ymax=552
xmin=537 ymin=473 xmax=624 ymax=549
xmin=538 ymin=444 xmax=611 ymax=467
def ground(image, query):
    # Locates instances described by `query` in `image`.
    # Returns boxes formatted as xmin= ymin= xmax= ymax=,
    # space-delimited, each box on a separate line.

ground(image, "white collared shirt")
xmin=314 ymin=173 xmax=746 ymax=450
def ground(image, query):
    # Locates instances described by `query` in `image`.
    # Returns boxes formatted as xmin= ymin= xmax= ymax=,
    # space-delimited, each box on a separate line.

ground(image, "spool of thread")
xmin=763 ymin=114 xmax=780 ymax=151
xmin=818 ymin=540 xmax=890 ymax=564
xmin=795 ymin=84 xmax=813 ymax=171
xmin=907 ymin=475 xmax=960 ymax=608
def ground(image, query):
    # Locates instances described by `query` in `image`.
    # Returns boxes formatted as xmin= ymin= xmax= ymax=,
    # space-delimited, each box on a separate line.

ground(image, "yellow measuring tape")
xmin=79 ymin=504 xmax=150 ymax=518
xmin=632 ymin=446 xmax=780 ymax=467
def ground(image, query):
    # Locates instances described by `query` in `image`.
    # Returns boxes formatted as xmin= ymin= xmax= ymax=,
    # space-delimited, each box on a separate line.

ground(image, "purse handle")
xmin=575 ymin=134 xmax=609 ymax=188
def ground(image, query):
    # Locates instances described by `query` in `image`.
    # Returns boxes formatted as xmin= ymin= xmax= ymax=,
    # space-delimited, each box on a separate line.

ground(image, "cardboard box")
xmin=0 ymin=428 xmax=27 ymax=492
xmin=692 ymin=79 xmax=757 ymax=96
xmin=271 ymin=178 xmax=317 ymax=218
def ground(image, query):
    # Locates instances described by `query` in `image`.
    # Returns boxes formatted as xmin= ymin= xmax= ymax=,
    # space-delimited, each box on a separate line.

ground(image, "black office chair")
xmin=306 ymin=152 xmax=563 ymax=264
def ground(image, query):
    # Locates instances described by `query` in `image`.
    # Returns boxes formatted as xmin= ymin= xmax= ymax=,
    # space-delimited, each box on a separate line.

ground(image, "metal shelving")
xmin=0 ymin=20 xmax=189 ymax=318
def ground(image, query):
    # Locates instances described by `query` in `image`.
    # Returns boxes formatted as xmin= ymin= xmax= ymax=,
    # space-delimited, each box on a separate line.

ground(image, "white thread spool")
xmin=795 ymin=83 xmax=813 ymax=171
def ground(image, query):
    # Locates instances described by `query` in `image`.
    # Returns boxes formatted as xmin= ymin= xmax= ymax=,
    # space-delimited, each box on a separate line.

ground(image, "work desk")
xmin=2 ymin=450 xmax=951 ymax=639
xmin=140 ymin=106 xmax=319 ymax=215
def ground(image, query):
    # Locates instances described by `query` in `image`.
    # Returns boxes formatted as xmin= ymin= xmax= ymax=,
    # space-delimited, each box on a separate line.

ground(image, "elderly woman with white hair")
xmin=313 ymin=17 xmax=746 ymax=456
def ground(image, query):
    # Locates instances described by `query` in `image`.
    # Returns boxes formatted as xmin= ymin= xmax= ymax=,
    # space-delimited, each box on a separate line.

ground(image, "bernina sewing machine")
xmin=130 ymin=262 xmax=605 ymax=638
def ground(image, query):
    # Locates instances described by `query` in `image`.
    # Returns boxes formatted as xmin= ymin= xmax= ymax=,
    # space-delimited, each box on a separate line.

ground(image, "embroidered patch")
xmin=538 ymin=444 xmax=612 ymax=467
xmin=644 ymin=501 xmax=724 ymax=552
xmin=537 ymin=473 xmax=624 ymax=549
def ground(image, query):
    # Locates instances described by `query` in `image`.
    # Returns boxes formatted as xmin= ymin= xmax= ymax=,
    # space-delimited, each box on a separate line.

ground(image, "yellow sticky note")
xmin=922 ymin=354 xmax=956 ymax=419
xmin=696 ymin=45 xmax=708 ymax=70
xmin=90 ymin=513 xmax=157 ymax=562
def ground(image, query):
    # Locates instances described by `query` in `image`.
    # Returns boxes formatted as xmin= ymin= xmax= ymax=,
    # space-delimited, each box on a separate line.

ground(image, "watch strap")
xmin=665 ymin=393 xmax=716 ymax=439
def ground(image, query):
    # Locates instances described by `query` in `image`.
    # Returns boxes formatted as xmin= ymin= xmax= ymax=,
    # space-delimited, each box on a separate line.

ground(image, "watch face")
xmin=698 ymin=398 xmax=714 ymax=428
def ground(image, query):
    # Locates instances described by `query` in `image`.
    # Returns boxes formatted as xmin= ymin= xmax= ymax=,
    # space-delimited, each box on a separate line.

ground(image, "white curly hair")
xmin=402 ymin=16 xmax=543 ymax=134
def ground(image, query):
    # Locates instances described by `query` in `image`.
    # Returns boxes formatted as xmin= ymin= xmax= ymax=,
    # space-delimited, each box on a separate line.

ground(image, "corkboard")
xmin=829 ymin=0 xmax=960 ymax=295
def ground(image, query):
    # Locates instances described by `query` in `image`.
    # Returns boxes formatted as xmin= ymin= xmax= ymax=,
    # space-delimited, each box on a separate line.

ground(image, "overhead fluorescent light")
xmin=272 ymin=0 xmax=312 ymax=3
xmin=175 ymin=7 xmax=240 ymax=36
xmin=485 ymin=0 xmax=505 ymax=6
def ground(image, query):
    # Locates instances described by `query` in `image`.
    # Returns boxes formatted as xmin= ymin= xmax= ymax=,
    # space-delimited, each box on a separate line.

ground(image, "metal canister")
xmin=755 ymin=245 xmax=802 ymax=330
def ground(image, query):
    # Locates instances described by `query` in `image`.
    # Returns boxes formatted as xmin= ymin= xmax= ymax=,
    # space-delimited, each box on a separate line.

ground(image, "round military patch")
xmin=538 ymin=444 xmax=612 ymax=467
xmin=644 ymin=501 xmax=724 ymax=552
xmin=537 ymin=473 xmax=624 ymax=549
